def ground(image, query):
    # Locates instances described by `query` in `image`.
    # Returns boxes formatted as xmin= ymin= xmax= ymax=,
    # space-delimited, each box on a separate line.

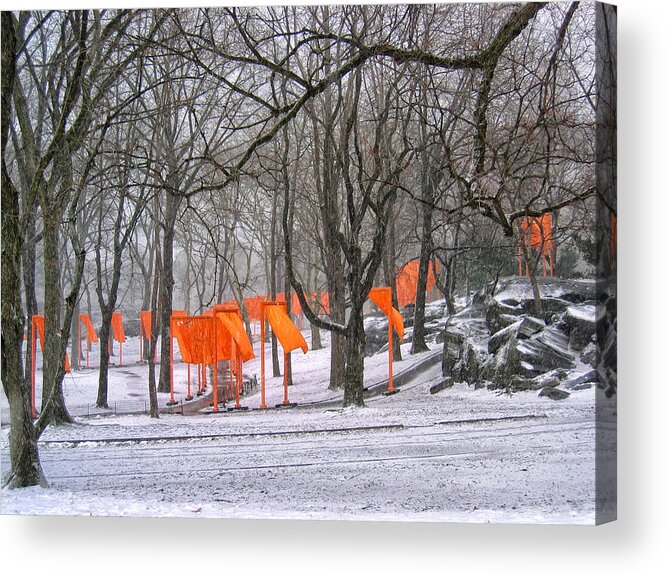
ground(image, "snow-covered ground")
xmin=1 ymin=303 xmax=614 ymax=524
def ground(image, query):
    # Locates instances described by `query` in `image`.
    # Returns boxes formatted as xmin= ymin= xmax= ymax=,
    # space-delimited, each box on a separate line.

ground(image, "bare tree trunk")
xmin=519 ymin=233 xmax=544 ymax=318
xmin=96 ymin=308 xmax=113 ymax=408
xmin=328 ymin=279 xmax=346 ymax=390
xmin=148 ymin=198 xmax=162 ymax=418
xmin=307 ymin=260 xmax=322 ymax=351
xmin=158 ymin=190 xmax=182 ymax=393
xmin=441 ymin=220 xmax=461 ymax=316
xmin=40 ymin=211 xmax=73 ymax=425
xmin=1 ymin=12 xmax=46 ymax=487
xmin=130 ymin=225 xmax=155 ymax=361
xmin=342 ymin=300 xmax=365 ymax=407
xmin=147 ymin=278 xmax=161 ymax=418
xmin=22 ymin=209 xmax=39 ymax=379
xmin=71 ymin=302 xmax=81 ymax=371
xmin=1 ymin=186 xmax=45 ymax=486
xmin=411 ymin=120 xmax=435 ymax=354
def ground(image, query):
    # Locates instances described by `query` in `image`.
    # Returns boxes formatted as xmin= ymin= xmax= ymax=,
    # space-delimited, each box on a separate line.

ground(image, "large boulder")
xmin=487 ymin=316 xmax=545 ymax=355
xmin=440 ymin=329 xmax=466 ymax=378
xmin=516 ymin=327 xmax=576 ymax=373
xmin=563 ymin=303 xmax=601 ymax=351
xmin=486 ymin=298 xmax=522 ymax=334
xmin=487 ymin=334 xmax=524 ymax=389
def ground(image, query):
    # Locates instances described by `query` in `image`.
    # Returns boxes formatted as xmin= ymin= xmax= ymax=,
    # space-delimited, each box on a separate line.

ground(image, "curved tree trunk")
xmin=411 ymin=137 xmax=435 ymax=354
xmin=1 ymin=12 xmax=46 ymax=483
xmin=158 ymin=190 xmax=181 ymax=393
xmin=327 ymin=276 xmax=346 ymax=390
xmin=40 ymin=213 xmax=73 ymax=425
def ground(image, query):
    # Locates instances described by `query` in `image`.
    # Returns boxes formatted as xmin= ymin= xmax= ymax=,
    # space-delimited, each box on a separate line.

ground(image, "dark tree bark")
xmin=147 ymin=194 xmax=162 ymax=418
xmin=40 ymin=207 xmax=73 ymax=424
xmin=157 ymin=189 xmax=183 ymax=393
xmin=1 ymin=11 xmax=47 ymax=488
xmin=147 ymin=272 xmax=161 ymax=418
xmin=411 ymin=150 xmax=435 ymax=354
xmin=21 ymin=197 xmax=39 ymax=379
xmin=342 ymin=302 xmax=366 ymax=407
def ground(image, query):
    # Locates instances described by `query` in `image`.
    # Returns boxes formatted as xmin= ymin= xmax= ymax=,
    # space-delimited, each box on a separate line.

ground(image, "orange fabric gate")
xmin=368 ymin=287 xmax=404 ymax=395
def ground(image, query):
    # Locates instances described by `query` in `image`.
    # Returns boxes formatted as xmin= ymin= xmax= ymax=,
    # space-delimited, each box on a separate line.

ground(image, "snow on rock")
xmin=564 ymin=303 xmax=603 ymax=351
xmin=437 ymin=277 xmax=616 ymax=398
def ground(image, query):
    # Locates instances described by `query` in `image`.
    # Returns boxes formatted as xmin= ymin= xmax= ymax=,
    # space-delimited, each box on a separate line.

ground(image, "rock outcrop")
xmin=439 ymin=277 xmax=617 ymax=399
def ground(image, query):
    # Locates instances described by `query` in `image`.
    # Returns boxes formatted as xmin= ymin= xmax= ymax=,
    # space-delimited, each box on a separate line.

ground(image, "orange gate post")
xmin=185 ymin=362 xmax=192 ymax=401
xmin=261 ymin=300 xmax=307 ymax=409
xmin=31 ymin=315 xmax=37 ymax=418
xmin=387 ymin=313 xmax=394 ymax=395
xmin=283 ymin=347 xmax=290 ymax=406
xmin=260 ymin=301 xmax=267 ymax=409
xmin=139 ymin=311 xmax=152 ymax=363
xmin=79 ymin=314 xmax=98 ymax=369
xmin=212 ymin=318 xmax=219 ymax=413
xmin=110 ymin=312 xmax=126 ymax=367
xmin=368 ymin=288 xmax=404 ymax=396
xmin=167 ymin=315 xmax=177 ymax=406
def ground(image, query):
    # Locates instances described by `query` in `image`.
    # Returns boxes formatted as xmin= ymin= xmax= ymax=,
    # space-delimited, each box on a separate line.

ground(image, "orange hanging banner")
xmin=171 ymin=316 xmax=194 ymax=364
xmin=368 ymin=287 xmax=404 ymax=341
xmin=368 ymin=287 xmax=403 ymax=395
xmin=215 ymin=310 xmax=255 ymax=362
xmin=244 ymin=296 xmax=265 ymax=322
xmin=33 ymin=314 xmax=45 ymax=348
xmin=111 ymin=312 xmax=126 ymax=343
xmin=263 ymin=302 xmax=308 ymax=354
xmin=395 ymin=260 xmax=440 ymax=307
xmin=140 ymin=311 xmax=152 ymax=340
xmin=518 ymin=214 xmax=555 ymax=277
xmin=80 ymin=314 xmax=98 ymax=343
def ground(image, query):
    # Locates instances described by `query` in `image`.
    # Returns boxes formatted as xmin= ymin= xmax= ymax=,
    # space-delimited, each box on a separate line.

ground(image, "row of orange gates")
xmin=29 ymin=219 xmax=580 ymax=419
xmin=28 ymin=288 xmax=405 ymax=417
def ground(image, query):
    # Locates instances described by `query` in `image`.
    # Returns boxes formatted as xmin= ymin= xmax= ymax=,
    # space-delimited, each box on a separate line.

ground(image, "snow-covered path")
xmin=2 ymin=363 xmax=612 ymax=524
